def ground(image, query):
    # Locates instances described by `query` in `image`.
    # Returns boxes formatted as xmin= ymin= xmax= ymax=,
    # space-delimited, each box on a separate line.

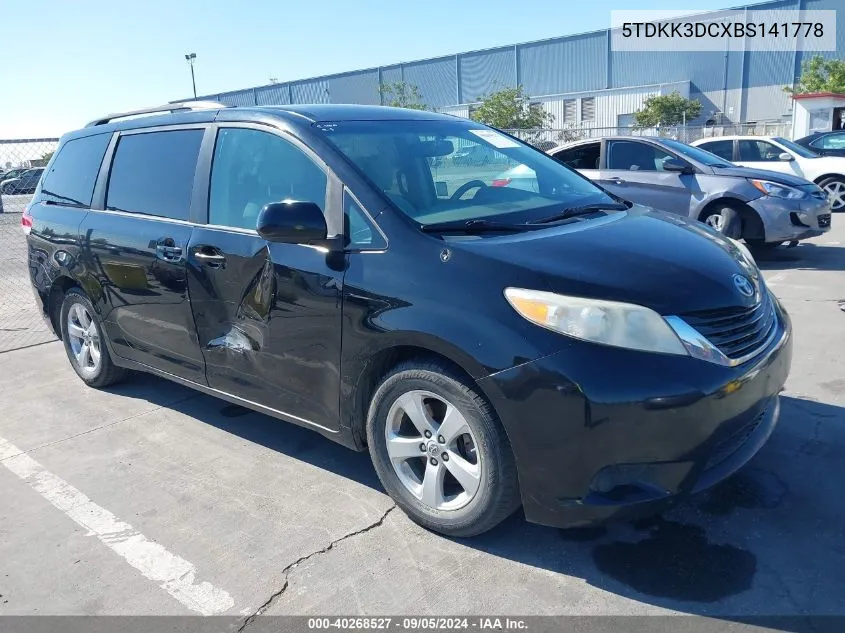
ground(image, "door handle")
xmin=155 ymin=241 xmax=183 ymax=262
xmin=193 ymin=246 xmax=226 ymax=267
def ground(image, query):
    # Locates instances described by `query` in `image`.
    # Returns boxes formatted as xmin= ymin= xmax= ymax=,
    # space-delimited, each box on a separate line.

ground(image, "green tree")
xmin=470 ymin=86 xmax=554 ymax=130
xmin=633 ymin=92 xmax=703 ymax=128
xmin=378 ymin=81 xmax=428 ymax=110
xmin=785 ymin=55 xmax=845 ymax=94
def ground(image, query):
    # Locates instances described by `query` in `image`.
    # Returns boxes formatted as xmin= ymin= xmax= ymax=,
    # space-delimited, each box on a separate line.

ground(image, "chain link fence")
xmin=0 ymin=138 xmax=59 ymax=353
xmin=507 ymin=121 xmax=792 ymax=149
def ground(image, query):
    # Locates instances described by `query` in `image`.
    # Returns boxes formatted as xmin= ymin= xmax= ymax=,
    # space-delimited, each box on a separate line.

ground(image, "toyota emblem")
xmin=732 ymin=274 xmax=754 ymax=298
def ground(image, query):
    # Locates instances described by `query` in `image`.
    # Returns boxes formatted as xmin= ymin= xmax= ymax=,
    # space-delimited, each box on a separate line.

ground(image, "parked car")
xmin=25 ymin=102 xmax=791 ymax=537
xmin=1 ymin=168 xmax=44 ymax=195
xmin=793 ymin=130 xmax=845 ymax=157
xmin=451 ymin=144 xmax=500 ymax=166
xmin=0 ymin=167 xmax=32 ymax=184
xmin=691 ymin=135 xmax=845 ymax=212
xmin=500 ymin=136 xmax=831 ymax=248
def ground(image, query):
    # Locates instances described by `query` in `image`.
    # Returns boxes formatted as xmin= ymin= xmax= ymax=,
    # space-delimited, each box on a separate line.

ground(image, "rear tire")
xmin=818 ymin=176 xmax=845 ymax=211
xmin=60 ymin=288 xmax=127 ymax=388
xmin=366 ymin=361 xmax=521 ymax=537
xmin=702 ymin=206 xmax=741 ymax=238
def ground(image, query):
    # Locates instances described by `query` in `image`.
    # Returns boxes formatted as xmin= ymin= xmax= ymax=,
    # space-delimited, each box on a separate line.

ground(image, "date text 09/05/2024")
xmin=307 ymin=617 xmax=529 ymax=630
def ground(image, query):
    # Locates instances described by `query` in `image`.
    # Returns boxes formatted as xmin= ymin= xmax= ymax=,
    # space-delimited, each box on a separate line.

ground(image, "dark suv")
xmin=25 ymin=102 xmax=792 ymax=537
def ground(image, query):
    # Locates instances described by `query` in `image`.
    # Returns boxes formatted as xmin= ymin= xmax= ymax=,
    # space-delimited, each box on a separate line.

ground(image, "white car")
xmin=691 ymin=135 xmax=845 ymax=211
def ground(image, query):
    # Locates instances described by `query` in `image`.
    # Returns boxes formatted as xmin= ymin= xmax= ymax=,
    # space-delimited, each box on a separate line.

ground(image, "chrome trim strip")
xmin=665 ymin=294 xmax=784 ymax=368
xmin=118 ymin=359 xmax=339 ymax=434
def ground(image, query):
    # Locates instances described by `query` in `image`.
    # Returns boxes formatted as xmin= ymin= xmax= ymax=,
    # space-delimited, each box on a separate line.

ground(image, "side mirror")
xmin=779 ymin=152 xmax=794 ymax=162
xmin=256 ymin=200 xmax=328 ymax=245
xmin=663 ymin=158 xmax=694 ymax=174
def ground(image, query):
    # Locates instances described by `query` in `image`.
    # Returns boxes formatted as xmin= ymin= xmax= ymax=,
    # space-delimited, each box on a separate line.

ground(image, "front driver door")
xmin=596 ymin=139 xmax=694 ymax=214
xmin=186 ymin=125 xmax=344 ymax=432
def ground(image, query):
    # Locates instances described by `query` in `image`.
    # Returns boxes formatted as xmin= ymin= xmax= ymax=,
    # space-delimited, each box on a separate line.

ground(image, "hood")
xmin=454 ymin=206 xmax=762 ymax=316
xmin=709 ymin=165 xmax=813 ymax=186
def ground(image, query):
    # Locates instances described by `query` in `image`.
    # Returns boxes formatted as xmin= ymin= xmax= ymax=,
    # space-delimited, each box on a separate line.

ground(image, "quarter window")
xmin=106 ymin=129 xmax=203 ymax=220
xmin=41 ymin=133 xmax=110 ymax=207
xmin=209 ymin=128 xmax=327 ymax=231
xmin=344 ymin=191 xmax=386 ymax=249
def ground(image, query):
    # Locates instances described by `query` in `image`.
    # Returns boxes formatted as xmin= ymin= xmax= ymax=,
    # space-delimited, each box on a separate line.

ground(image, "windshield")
xmin=318 ymin=119 xmax=615 ymax=226
xmin=774 ymin=137 xmax=819 ymax=159
xmin=660 ymin=138 xmax=734 ymax=167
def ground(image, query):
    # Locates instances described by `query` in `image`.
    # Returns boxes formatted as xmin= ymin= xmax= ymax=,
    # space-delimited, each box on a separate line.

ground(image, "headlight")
xmin=504 ymin=288 xmax=688 ymax=355
xmin=749 ymin=179 xmax=805 ymax=199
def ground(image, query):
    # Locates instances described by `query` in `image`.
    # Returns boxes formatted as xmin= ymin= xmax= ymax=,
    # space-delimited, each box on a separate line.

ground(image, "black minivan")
xmin=25 ymin=102 xmax=792 ymax=536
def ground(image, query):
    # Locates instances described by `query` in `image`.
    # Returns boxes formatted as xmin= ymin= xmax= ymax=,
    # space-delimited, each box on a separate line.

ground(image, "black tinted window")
xmin=607 ymin=141 xmax=673 ymax=171
xmin=699 ymin=140 xmax=733 ymax=160
xmin=738 ymin=140 xmax=781 ymax=162
xmin=107 ymin=129 xmax=203 ymax=220
xmin=41 ymin=134 xmax=110 ymax=207
xmin=553 ymin=143 xmax=600 ymax=170
xmin=209 ymin=128 xmax=327 ymax=230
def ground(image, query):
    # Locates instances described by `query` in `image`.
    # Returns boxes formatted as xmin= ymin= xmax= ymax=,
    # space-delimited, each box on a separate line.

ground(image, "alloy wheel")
xmin=385 ymin=390 xmax=482 ymax=511
xmin=705 ymin=213 xmax=725 ymax=231
xmin=67 ymin=303 xmax=101 ymax=376
xmin=822 ymin=180 xmax=845 ymax=211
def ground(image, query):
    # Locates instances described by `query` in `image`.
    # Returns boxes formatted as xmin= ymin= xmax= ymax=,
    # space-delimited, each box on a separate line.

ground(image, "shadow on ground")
xmin=754 ymin=241 xmax=845 ymax=272
xmin=107 ymin=374 xmax=845 ymax=620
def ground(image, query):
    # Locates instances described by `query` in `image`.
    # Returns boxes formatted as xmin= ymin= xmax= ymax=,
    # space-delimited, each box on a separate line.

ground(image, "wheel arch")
xmin=347 ymin=342 xmax=500 ymax=451
xmin=813 ymin=173 xmax=844 ymax=185
xmin=698 ymin=197 xmax=764 ymax=241
xmin=46 ymin=276 xmax=81 ymax=340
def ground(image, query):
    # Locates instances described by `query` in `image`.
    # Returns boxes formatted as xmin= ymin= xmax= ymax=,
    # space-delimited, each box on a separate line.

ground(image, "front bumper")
xmin=749 ymin=195 xmax=831 ymax=243
xmin=478 ymin=300 xmax=792 ymax=529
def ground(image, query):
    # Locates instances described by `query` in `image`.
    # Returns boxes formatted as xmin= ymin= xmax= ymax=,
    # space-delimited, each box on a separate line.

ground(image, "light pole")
xmin=185 ymin=53 xmax=197 ymax=98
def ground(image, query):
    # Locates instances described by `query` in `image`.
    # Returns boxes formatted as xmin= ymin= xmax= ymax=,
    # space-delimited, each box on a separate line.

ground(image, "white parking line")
xmin=765 ymin=273 xmax=787 ymax=286
xmin=0 ymin=436 xmax=235 ymax=615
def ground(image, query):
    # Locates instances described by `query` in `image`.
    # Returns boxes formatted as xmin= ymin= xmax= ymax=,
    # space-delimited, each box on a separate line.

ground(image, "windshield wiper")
xmin=421 ymin=218 xmax=541 ymax=234
xmin=530 ymin=202 xmax=628 ymax=224
xmin=709 ymin=163 xmax=731 ymax=168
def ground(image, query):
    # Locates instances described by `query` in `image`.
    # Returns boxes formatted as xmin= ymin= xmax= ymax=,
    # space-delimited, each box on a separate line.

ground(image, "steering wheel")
xmin=450 ymin=180 xmax=487 ymax=201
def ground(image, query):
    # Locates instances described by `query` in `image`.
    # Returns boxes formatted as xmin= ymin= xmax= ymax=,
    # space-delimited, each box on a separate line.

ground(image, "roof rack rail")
xmin=85 ymin=101 xmax=227 ymax=127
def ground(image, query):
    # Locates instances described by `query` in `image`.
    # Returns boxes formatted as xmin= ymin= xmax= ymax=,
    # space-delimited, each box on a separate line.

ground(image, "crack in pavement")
xmin=237 ymin=504 xmax=397 ymax=631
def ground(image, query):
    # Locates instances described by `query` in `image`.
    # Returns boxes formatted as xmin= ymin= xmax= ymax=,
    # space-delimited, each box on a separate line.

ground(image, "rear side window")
xmin=699 ymin=140 xmax=733 ymax=161
xmin=552 ymin=143 xmax=600 ymax=170
xmin=41 ymin=133 xmax=110 ymax=207
xmin=106 ymin=129 xmax=203 ymax=220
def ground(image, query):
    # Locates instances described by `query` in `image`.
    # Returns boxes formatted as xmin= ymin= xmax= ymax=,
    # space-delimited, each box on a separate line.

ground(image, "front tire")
xmin=366 ymin=361 xmax=520 ymax=537
xmin=60 ymin=289 xmax=127 ymax=388
xmin=702 ymin=206 xmax=741 ymax=238
xmin=819 ymin=176 xmax=845 ymax=211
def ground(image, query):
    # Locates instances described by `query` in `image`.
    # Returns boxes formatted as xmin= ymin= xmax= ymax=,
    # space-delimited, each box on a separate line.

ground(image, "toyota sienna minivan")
xmin=24 ymin=102 xmax=792 ymax=536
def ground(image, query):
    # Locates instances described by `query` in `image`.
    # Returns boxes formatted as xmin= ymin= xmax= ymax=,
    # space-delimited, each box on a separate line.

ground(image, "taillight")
xmin=21 ymin=207 xmax=33 ymax=235
xmin=491 ymin=178 xmax=511 ymax=187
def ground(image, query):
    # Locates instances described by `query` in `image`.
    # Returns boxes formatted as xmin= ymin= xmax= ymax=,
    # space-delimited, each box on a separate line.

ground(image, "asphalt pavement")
xmin=0 ymin=214 xmax=843 ymax=626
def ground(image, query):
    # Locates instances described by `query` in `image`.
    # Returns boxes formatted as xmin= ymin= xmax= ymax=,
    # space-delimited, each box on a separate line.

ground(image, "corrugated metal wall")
xmin=188 ymin=0 xmax=825 ymax=124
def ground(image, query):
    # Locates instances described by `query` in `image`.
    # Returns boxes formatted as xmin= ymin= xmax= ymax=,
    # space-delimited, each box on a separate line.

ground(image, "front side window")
xmin=41 ymin=133 xmax=110 ymax=207
xmin=738 ymin=140 xmax=782 ymax=162
xmin=606 ymin=141 xmax=672 ymax=172
xmin=660 ymin=138 xmax=733 ymax=167
xmin=209 ymin=128 xmax=327 ymax=231
xmin=106 ymin=129 xmax=204 ymax=220
xmin=318 ymin=120 xmax=614 ymax=227
xmin=817 ymin=134 xmax=845 ymax=150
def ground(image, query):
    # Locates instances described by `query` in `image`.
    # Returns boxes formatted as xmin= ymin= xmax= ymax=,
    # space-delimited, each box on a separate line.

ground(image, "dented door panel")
xmin=186 ymin=228 xmax=344 ymax=430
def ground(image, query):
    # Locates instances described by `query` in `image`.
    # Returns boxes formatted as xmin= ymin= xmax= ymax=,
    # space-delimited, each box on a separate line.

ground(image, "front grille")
xmin=680 ymin=293 xmax=777 ymax=361
xmin=819 ymin=214 xmax=831 ymax=228
xmin=704 ymin=409 xmax=765 ymax=471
